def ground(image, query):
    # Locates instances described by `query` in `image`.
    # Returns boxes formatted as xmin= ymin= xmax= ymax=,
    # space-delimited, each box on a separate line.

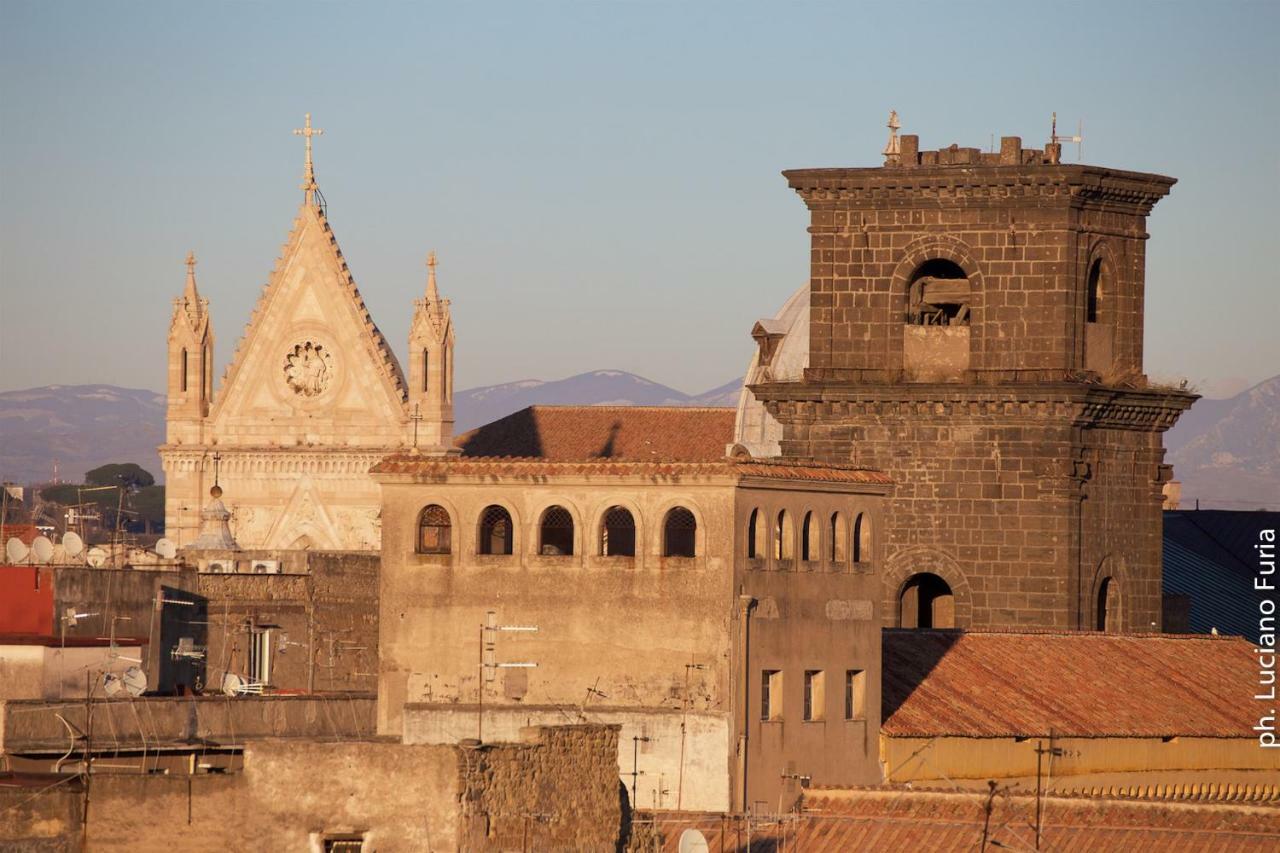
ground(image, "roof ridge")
xmin=883 ymin=627 xmax=1243 ymax=641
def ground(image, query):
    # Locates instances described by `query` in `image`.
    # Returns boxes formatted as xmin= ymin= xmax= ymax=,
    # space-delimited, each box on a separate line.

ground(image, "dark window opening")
xmin=601 ymin=505 xmax=635 ymax=556
xmin=1097 ymin=576 xmax=1120 ymax=632
xmin=775 ymin=510 xmax=794 ymax=561
xmin=853 ymin=512 xmax=870 ymax=563
xmin=747 ymin=508 xmax=762 ymax=559
xmin=478 ymin=505 xmax=513 ymax=555
xmin=761 ymin=669 xmax=782 ymax=720
xmin=845 ymin=670 xmax=865 ymax=719
xmin=907 ymin=259 xmax=970 ymax=326
xmin=181 ymin=348 xmax=188 ymax=392
xmin=801 ymin=511 xmax=815 ymax=562
xmin=422 ymin=349 xmax=430 ymax=392
xmin=539 ymin=506 xmax=574 ymax=556
xmin=830 ymin=512 xmax=847 ymax=563
xmin=663 ymin=507 xmax=697 ymax=557
xmin=899 ymin=572 xmax=955 ymax=629
xmin=803 ymin=670 xmax=824 ymax=721
xmin=416 ymin=504 xmax=452 ymax=554
xmin=1087 ymin=258 xmax=1104 ymax=323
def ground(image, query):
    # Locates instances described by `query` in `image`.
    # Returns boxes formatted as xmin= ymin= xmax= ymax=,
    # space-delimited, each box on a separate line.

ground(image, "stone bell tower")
xmin=406 ymin=251 xmax=457 ymax=453
xmin=166 ymin=251 xmax=213 ymax=446
xmin=750 ymin=117 xmax=1196 ymax=633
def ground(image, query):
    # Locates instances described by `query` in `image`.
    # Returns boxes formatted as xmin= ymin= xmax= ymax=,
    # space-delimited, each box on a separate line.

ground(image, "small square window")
xmin=803 ymin=670 xmax=825 ymax=721
xmin=845 ymin=669 xmax=866 ymax=720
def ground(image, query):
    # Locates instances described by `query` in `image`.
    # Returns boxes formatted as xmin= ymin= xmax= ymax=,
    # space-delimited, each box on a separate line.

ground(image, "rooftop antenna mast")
xmin=476 ymin=610 xmax=538 ymax=743
xmin=1051 ymin=112 xmax=1084 ymax=161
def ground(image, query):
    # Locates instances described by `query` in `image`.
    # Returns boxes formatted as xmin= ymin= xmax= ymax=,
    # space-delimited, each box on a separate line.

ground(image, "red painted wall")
xmin=0 ymin=566 xmax=54 ymax=635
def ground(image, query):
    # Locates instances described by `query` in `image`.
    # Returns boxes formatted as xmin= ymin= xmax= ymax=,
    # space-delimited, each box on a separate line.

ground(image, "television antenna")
xmin=5 ymin=537 xmax=29 ymax=563
xmin=477 ymin=609 xmax=538 ymax=743
xmin=1051 ymin=112 xmax=1084 ymax=161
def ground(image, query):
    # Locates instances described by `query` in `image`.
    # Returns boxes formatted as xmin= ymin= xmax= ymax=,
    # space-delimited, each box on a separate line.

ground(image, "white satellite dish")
xmin=62 ymin=532 xmax=84 ymax=558
xmin=678 ymin=829 xmax=710 ymax=853
xmin=122 ymin=666 xmax=147 ymax=697
xmin=222 ymin=672 xmax=244 ymax=697
xmin=5 ymin=537 xmax=29 ymax=563
xmin=155 ymin=538 xmax=177 ymax=560
xmin=101 ymin=672 xmax=124 ymax=697
xmin=86 ymin=547 xmax=107 ymax=568
xmin=31 ymin=536 xmax=54 ymax=564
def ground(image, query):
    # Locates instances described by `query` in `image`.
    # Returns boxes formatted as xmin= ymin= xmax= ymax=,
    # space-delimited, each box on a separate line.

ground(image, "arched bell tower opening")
xmin=899 ymin=572 xmax=955 ymax=629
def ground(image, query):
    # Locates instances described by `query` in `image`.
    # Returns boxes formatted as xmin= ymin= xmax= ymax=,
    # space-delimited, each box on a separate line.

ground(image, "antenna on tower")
xmin=1051 ymin=112 xmax=1084 ymax=161
xmin=882 ymin=110 xmax=902 ymax=163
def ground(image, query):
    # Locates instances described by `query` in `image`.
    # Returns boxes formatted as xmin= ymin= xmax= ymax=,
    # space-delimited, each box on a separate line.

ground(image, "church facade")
xmin=161 ymin=116 xmax=455 ymax=550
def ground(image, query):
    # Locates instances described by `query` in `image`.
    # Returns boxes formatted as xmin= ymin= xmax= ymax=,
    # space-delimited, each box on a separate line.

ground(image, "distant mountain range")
xmin=0 ymin=372 xmax=743 ymax=485
xmin=5 ymin=374 xmax=1273 ymax=510
xmin=1165 ymin=375 xmax=1280 ymax=511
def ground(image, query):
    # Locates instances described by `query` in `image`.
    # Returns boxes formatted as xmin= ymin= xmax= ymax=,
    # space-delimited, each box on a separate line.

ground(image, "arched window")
xmin=830 ymin=512 xmax=848 ymax=563
xmin=416 ymin=504 xmax=452 ymax=554
xmin=747 ymin=508 xmax=765 ymax=560
xmin=663 ymin=507 xmax=697 ymax=558
xmin=539 ymin=506 xmax=574 ymax=556
xmin=899 ymin=573 xmax=955 ymax=629
xmin=775 ymin=510 xmax=795 ymax=562
xmin=801 ymin=511 xmax=815 ymax=562
xmin=907 ymin=259 xmax=970 ymax=326
xmin=853 ymin=513 xmax=871 ymax=564
xmin=1097 ymin=577 xmax=1120 ymax=632
xmin=1087 ymin=258 xmax=1104 ymax=324
xmin=478 ymin=505 xmax=513 ymax=556
xmin=601 ymin=506 xmax=636 ymax=557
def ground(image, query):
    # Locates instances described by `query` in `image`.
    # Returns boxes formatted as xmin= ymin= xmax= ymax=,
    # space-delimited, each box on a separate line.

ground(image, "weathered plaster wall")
xmin=0 ymin=724 xmax=621 ymax=852
xmin=376 ymin=476 xmax=738 ymax=741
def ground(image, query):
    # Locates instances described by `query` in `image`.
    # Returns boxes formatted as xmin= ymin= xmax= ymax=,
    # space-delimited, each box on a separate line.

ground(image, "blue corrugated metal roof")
xmin=1163 ymin=537 xmax=1264 ymax=642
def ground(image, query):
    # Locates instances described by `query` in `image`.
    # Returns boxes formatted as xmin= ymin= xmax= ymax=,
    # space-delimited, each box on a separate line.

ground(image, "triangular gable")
xmin=210 ymin=202 xmax=408 ymax=435
xmin=264 ymin=476 xmax=343 ymax=550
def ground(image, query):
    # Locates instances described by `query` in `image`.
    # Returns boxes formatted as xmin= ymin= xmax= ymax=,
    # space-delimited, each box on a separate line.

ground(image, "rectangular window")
xmin=803 ymin=670 xmax=825 ymax=721
xmin=180 ymin=349 xmax=188 ymax=392
xmin=323 ymin=837 xmax=364 ymax=853
xmin=761 ymin=669 xmax=782 ymax=721
xmin=845 ymin=669 xmax=866 ymax=720
xmin=248 ymin=628 xmax=273 ymax=685
xmin=422 ymin=349 xmax=430 ymax=392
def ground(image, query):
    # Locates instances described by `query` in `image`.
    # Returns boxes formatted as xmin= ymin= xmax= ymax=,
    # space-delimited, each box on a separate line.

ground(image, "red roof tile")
xmin=453 ymin=406 xmax=735 ymax=462
xmin=883 ymin=629 xmax=1261 ymax=738
xmin=651 ymin=789 xmax=1280 ymax=852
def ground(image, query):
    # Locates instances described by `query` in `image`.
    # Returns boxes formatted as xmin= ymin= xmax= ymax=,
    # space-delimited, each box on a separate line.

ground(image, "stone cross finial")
xmin=292 ymin=113 xmax=325 ymax=203
xmin=186 ymin=250 xmax=196 ymax=273
xmin=426 ymin=250 xmax=439 ymax=300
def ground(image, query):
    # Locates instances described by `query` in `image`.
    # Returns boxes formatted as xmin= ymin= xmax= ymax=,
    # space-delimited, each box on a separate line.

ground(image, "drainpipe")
xmin=735 ymin=594 xmax=756 ymax=813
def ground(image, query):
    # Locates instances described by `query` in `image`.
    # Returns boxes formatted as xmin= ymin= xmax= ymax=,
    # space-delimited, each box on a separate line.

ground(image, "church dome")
xmin=731 ymin=283 xmax=809 ymax=458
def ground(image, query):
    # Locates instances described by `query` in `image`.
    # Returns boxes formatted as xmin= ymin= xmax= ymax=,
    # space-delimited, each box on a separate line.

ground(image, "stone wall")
xmin=196 ymin=550 xmax=378 ymax=692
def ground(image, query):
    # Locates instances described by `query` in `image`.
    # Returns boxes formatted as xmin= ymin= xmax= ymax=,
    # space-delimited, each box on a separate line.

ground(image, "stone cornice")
xmin=783 ymin=165 xmax=1175 ymax=215
xmin=751 ymin=381 xmax=1196 ymax=432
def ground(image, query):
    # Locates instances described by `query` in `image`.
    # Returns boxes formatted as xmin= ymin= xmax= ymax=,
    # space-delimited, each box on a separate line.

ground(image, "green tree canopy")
xmin=85 ymin=463 xmax=155 ymax=490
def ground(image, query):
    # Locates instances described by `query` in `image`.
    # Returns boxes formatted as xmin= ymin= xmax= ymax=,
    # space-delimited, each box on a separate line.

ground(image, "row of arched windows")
xmin=416 ymin=504 xmax=699 ymax=558
xmin=746 ymin=509 xmax=872 ymax=565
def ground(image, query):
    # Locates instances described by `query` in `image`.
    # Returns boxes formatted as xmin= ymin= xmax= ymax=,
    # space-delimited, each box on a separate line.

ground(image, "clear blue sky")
xmin=1 ymin=1 xmax=1276 ymax=398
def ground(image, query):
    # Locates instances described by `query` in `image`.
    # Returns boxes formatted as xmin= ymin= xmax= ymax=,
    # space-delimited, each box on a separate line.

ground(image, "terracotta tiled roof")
xmin=651 ymin=789 xmax=1280 ymax=852
xmin=883 ymin=629 xmax=1259 ymax=738
xmin=453 ymin=405 xmax=736 ymax=462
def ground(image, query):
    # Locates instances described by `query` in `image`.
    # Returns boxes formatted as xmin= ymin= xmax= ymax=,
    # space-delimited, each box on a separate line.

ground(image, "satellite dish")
xmin=101 ymin=672 xmax=124 ymax=697
xmin=678 ymin=829 xmax=710 ymax=853
xmin=62 ymin=532 xmax=84 ymax=558
xmin=122 ymin=666 xmax=147 ymax=697
xmin=155 ymin=538 xmax=177 ymax=560
xmin=222 ymin=672 xmax=244 ymax=697
xmin=5 ymin=537 xmax=29 ymax=563
xmin=31 ymin=536 xmax=54 ymax=564
xmin=86 ymin=547 xmax=107 ymax=568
